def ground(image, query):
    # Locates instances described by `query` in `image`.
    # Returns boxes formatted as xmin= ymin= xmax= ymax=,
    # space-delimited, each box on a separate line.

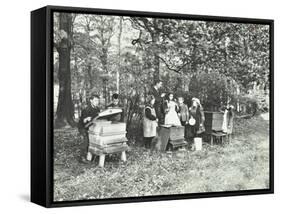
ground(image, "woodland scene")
xmin=53 ymin=12 xmax=270 ymax=201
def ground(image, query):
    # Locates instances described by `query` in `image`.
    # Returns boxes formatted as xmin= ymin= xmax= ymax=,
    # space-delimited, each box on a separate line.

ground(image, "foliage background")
xmin=52 ymin=10 xmax=271 ymax=202
xmin=53 ymin=13 xmax=270 ymax=129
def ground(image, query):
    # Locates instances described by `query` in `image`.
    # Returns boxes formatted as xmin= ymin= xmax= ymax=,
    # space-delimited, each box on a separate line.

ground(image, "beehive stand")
xmin=210 ymin=131 xmax=228 ymax=145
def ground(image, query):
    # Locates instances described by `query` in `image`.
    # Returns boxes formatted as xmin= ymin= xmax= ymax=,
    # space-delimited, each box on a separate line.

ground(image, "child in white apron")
xmin=143 ymin=95 xmax=158 ymax=149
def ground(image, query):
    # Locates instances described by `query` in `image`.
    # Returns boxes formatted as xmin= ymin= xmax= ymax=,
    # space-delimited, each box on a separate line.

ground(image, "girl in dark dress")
xmin=186 ymin=98 xmax=205 ymax=141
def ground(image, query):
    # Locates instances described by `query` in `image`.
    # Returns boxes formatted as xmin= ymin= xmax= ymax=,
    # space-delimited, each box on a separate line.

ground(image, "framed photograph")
xmin=31 ymin=5 xmax=274 ymax=207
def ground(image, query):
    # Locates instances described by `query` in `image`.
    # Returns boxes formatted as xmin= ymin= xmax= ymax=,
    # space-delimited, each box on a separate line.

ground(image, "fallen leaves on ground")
xmin=53 ymin=114 xmax=270 ymax=201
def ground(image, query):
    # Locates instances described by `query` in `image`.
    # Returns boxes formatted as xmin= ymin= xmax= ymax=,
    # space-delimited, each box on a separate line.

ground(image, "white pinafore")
xmin=143 ymin=106 xmax=158 ymax=137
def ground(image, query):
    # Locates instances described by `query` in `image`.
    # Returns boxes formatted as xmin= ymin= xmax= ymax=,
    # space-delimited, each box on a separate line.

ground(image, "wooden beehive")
xmin=89 ymin=121 xmax=127 ymax=136
xmin=204 ymin=111 xmax=224 ymax=134
xmin=87 ymin=109 xmax=128 ymax=155
xmin=157 ymin=125 xmax=186 ymax=151
xmin=169 ymin=126 xmax=185 ymax=140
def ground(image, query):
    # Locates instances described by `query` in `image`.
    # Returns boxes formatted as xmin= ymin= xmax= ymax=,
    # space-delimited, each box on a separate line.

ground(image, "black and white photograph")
xmin=52 ymin=9 xmax=272 ymax=202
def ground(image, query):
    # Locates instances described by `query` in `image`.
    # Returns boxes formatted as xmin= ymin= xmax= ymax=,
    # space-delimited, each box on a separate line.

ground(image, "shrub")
xmin=235 ymin=92 xmax=269 ymax=116
xmin=188 ymin=71 xmax=238 ymax=111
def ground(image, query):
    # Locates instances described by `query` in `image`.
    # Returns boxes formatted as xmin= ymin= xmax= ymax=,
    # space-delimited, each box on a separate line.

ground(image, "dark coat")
xmin=150 ymin=86 xmax=162 ymax=104
xmin=145 ymin=105 xmax=157 ymax=121
xmin=186 ymin=106 xmax=205 ymax=138
xmin=189 ymin=106 xmax=205 ymax=130
xmin=178 ymin=103 xmax=189 ymax=122
xmin=149 ymin=86 xmax=165 ymax=124
xmin=78 ymin=105 xmax=100 ymax=132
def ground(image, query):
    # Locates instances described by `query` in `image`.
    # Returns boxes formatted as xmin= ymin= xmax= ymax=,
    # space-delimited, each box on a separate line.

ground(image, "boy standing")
xmin=177 ymin=96 xmax=189 ymax=139
xmin=106 ymin=93 xmax=124 ymax=122
xmin=149 ymin=80 xmax=166 ymax=125
xmin=78 ymin=94 xmax=100 ymax=163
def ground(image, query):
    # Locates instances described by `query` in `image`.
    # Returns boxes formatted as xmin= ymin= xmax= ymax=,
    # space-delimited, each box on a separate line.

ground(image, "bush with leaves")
xmin=188 ymin=71 xmax=238 ymax=111
xmin=235 ymin=92 xmax=269 ymax=116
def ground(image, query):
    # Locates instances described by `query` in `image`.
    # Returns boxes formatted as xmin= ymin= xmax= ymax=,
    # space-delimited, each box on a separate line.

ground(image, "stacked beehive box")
xmin=88 ymin=120 xmax=128 ymax=155
xmin=169 ymin=126 xmax=185 ymax=147
xmin=87 ymin=108 xmax=129 ymax=167
xmin=204 ymin=111 xmax=224 ymax=134
xmin=157 ymin=125 xmax=186 ymax=151
xmin=204 ymin=111 xmax=230 ymax=145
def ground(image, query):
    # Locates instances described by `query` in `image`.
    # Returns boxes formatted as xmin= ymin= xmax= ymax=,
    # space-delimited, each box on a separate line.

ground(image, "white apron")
xmin=222 ymin=109 xmax=234 ymax=134
xmin=143 ymin=106 xmax=158 ymax=137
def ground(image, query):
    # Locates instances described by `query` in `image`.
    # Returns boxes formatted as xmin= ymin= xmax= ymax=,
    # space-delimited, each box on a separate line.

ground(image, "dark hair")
xmin=165 ymin=92 xmax=174 ymax=100
xmin=154 ymin=79 xmax=162 ymax=86
xmin=89 ymin=94 xmax=99 ymax=100
xmin=112 ymin=93 xmax=119 ymax=99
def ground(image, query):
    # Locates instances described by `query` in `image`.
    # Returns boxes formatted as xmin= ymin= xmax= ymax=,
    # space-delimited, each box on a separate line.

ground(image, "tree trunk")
xmin=176 ymin=75 xmax=183 ymax=93
xmin=87 ymin=65 xmax=94 ymax=89
xmin=103 ymin=80 xmax=108 ymax=106
xmin=153 ymin=53 xmax=160 ymax=81
xmin=152 ymin=33 xmax=160 ymax=82
xmin=117 ymin=17 xmax=123 ymax=93
xmin=55 ymin=13 xmax=76 ymax=128
xmin=191 ymin=45 xmax=197 ymax=73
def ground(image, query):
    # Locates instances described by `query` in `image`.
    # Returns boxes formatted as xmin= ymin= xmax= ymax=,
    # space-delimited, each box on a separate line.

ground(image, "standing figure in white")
xmin=164 ymin=93 xmax=182 ymax=126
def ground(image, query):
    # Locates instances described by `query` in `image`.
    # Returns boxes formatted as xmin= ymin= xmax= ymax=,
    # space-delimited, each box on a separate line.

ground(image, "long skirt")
xmin=165 ymin=110 xmax=181 ymax=126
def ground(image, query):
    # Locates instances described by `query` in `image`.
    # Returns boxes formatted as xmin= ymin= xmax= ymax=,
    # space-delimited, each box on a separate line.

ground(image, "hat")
xmin=192 ymin=97 xmax=201 ymax=105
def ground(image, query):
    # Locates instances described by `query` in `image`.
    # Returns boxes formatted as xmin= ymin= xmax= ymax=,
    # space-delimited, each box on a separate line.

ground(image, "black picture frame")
xmin=31 ymin=5 xmax=274 ymax=208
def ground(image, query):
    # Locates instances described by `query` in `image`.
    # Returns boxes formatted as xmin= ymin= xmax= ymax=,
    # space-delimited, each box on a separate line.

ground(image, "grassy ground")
xmin=53 ymin=114 xmax=270 ymax=201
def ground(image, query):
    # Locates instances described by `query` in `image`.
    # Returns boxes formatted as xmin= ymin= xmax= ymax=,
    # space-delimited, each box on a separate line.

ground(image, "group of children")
xmin=77 ymin=88 xmax=206 ymax=162
xmin=143 ymin=92 xmax=205 ymax=149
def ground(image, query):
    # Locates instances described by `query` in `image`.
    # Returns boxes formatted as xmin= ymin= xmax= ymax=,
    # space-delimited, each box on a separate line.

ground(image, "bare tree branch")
xmin=158 ymin=55 xmax=189 ymax=74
